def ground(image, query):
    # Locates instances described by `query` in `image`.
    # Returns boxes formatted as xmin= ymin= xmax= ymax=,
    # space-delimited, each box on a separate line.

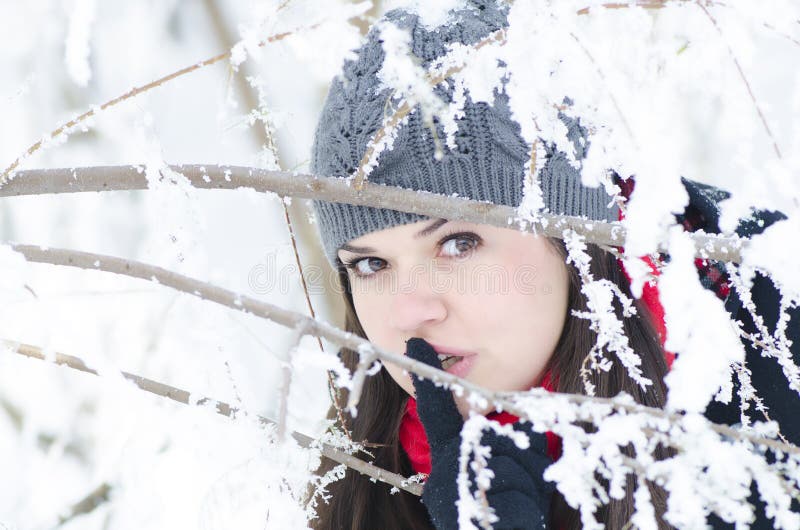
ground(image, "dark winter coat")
xmin=679 ymin=178 xmax=799 ymax=529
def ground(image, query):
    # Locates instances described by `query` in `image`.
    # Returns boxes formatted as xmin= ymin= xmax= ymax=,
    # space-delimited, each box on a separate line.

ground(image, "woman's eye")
xmin=344 ymin=257 xmax=386 ymax=278
xmin=439 ymin=232 xmax=480 ymax=258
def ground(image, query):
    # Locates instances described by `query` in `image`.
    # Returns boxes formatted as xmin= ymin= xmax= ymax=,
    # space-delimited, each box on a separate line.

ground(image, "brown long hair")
xmin=310 ymin=238 xmax=674 ymax=529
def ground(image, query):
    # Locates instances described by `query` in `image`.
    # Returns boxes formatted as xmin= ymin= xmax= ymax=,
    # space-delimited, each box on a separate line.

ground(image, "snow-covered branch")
xmin=2 ymin=165 xmax=747 ymax=263
xmin=8 ymin=242 xmax=796 ymax=457
xmin=1 ymin=338 xmax=424 ymax=497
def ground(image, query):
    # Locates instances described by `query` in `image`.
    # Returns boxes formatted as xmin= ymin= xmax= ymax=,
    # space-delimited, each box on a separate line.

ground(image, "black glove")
xmin=405 ymin=337 xmax=555 ymax=530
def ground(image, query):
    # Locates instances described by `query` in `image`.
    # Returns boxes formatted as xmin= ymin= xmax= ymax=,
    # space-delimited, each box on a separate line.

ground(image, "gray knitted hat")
xmin=310 ymin=1 xmax=618 ymax=268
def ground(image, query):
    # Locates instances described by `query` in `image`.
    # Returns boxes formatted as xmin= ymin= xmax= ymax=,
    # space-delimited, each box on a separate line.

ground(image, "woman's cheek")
xmin=352 ymin=290 xmax=380 ymax=331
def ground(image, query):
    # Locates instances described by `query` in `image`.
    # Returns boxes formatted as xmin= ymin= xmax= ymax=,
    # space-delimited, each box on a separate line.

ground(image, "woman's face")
xmin=337 ymin=218 xmax=570 ymax=417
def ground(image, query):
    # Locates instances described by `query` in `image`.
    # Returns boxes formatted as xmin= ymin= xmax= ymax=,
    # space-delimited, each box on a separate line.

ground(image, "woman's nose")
xmin=387 ymin=272 xmax=447 ymax=332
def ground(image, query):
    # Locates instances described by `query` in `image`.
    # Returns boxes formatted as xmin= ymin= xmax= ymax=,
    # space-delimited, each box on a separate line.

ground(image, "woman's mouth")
xmin=437 ymin=354 xmax=460 ymax=371
xmin=434 ymin=351 xmax=478 ymax=377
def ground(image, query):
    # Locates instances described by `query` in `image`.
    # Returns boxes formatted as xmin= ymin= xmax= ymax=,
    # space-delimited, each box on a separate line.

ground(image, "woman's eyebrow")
xmin=414 ymin=217 xmax=449 ymax=239
xmin=338 ymin=218 xmax=449 ymax=254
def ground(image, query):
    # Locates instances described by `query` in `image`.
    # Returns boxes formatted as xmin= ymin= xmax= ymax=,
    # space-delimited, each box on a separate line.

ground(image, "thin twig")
xmin=760 ymin=21 xmax=800 ymax=48
xmin=351 ymin=27 xmax=507 ymax=190
xmin=347 ymin=347 xmax=378 ymax=412
xmin=202 ymin=0 xmax=273 ymax=150
xmin=6 ymin=243 xmax=797 ymax=456
xmin=696 ymin=1 xmax=783 ymax=160
xmin=2 ymin=338 xmax=423 ymax=496
xmin=568 ymin=31 xmax=638 ymax=151
xmin=0 ymin=14 xmax=326 ymax=184
xmin=1 ymin=165 xmax=749 ymax=263
xmin=727 ymin=263 xmax=800 ymax=396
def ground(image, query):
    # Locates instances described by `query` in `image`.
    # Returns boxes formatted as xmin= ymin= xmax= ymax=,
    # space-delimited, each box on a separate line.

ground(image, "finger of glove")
xmin=485 ymin=489 xmax=549 ymax=530
xmin=480 ymin=454 xmax=539 ymax=495
xmin=482 ymin=430 xmax=553 ymax=480
xmin=421 ymin=486 xmax=460 ymax=530
xmin=406 ymin=337 xmax=464 ymax=444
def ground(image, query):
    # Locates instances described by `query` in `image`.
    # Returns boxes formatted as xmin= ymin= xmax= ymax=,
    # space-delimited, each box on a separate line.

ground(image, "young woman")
xmin=312 ymin=225 xmax=671 ymax=530
xmin=306 ymin=2 xmax=797 ymax=529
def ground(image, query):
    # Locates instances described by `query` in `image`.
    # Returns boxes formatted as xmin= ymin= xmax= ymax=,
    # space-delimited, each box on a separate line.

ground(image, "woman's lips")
xmin=443 ymin=353 xmax=477 ymax=378
xmin=427 ymin=343 xmax=478 ymax=378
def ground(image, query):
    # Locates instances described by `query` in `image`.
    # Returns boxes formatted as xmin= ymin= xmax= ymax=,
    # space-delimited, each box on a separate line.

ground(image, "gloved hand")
xmin=405 ymin=337 xmax=555 ymax=530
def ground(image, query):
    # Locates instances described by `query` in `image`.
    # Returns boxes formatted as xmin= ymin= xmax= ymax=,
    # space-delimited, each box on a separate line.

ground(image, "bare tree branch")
xmin=7 ymin=243 xmax=797 ymax=456
xmin=2 ymin=165 xmax=747 ymax=263
xmin=2 ymin=338 xmax=423 ymax=497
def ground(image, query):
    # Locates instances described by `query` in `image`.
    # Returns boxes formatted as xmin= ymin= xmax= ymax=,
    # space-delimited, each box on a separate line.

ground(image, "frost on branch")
xmin=562 ymin=228 xmax=652 ymax=394
xmin=730 ymin=360 xmax=772 ymax=431
xmin=385 ymin=0 xmax=468 ymax=30
xmin=505 ymin=388 xmax=800 ymax=530
xmin=660 ymin=227 xmax=745 ymax=413
xmin=362 ymin=18 xmax=456 ymax=180
xmin=655 ymin=413 xmax=800 ymax=530
xmin=198 ymin=421 xmax=324 ymax=530
xmin=293 ymin=344 xmax=354 ymax=392
xmin=727 ymin=263 xmax=800 ymax=400
xmin=455 ymin=415 xmax=531 ymax=530
xmin=4 ymin=0 xmax=800 ymax=528
xmin=305 ymin=463 xmax=347 ymax=521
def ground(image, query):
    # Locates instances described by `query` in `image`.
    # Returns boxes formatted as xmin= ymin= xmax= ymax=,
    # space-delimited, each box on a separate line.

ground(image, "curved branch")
xmin=1 ymin=165 xmax=747 ymax=263
xmin=2 ymin=338 xmax=423 ymax=497
xmin=8 ymin=242 xmax=797 ymax=456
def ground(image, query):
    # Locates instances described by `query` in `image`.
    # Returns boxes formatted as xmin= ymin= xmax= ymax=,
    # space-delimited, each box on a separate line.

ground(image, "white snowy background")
xmin=0 ymin=1 xmax=366 ymax=528
xmin=0 ymin=1 xmax=798 ymax=529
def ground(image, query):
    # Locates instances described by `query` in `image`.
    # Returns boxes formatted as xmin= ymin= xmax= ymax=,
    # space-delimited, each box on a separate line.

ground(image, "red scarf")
xmin=399 ymin=370 xmax=563 ymax=475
